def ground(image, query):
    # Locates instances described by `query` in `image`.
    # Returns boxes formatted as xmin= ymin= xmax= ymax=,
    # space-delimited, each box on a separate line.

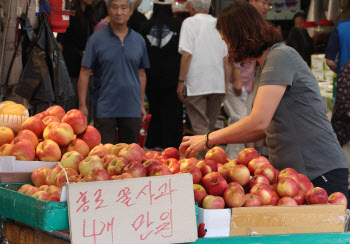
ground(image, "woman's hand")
xmin=179 ymin=135 xmax=206 ymax=158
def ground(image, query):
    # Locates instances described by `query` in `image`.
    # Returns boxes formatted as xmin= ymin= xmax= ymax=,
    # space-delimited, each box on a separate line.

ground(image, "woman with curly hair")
xmin=180 ymin=0 xmax=349 ymax=203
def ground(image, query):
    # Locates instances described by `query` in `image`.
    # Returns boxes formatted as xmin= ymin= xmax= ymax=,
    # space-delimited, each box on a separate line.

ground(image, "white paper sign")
xmin=67 ymin=174 xmax=197 ymax=244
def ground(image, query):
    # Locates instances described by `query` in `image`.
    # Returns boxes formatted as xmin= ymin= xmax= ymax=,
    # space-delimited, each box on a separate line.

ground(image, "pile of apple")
xmin=191 ymin=148 xmax=347 ymax=209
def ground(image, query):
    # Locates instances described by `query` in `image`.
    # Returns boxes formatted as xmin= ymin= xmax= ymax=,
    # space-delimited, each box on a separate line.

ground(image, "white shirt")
xmin=179 ymin=14 xmax=228 ymax=96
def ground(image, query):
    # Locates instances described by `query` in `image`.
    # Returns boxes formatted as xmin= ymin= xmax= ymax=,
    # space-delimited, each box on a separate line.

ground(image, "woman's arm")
xmin=180 ymin=84 xmax=287 ymax=157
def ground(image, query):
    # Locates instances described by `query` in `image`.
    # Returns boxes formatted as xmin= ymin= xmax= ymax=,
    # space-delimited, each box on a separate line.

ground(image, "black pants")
xmin=145 ymin=87 xmax=183 ymax=150
xmin=94 ymin=117 xmax=140 ymax=144
xmin=312 ymin=168 xmax=349 ymax=208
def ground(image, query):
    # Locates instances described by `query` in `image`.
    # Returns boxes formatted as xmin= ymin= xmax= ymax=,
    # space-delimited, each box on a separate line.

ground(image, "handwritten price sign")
xmin=67 ymin=174 xmax=197 ymax=244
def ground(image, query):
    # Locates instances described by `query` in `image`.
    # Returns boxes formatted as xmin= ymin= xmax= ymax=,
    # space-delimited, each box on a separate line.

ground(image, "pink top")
xmin=94 ymin=19 xmax=109 ymax=33
xmin=233 ymin=60 xmax=256 ymax=93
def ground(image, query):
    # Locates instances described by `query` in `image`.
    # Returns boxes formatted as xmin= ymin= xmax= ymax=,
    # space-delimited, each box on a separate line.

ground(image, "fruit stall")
xmin=0 ymin=101 xmax=350 ymax=243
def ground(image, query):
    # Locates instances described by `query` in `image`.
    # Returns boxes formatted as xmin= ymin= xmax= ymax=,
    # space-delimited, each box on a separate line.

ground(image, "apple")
xmin=223 ymin=186 xmax=246 ymax=208
xmin=48 ymin=194 xmax=61 ymax=202
xmin=111 ymin=172 xmax=134 ymax=180
xmin=143 ymin=159 xmax=162 ymax=175
xmin=14 ymin=129 xmax=39 ymax=149
xmin=104 ymin=143 xmax=113 ymax=152
xmin=21 ymin=117 xmax=45 ymax=138
xmin=180 ymin=159 xmax=198 ymax=172
xmin=36 ymin=139 xmax=62 ymax=162
xmin=109 ymin=143 xmax=128 ymax=156
xmin=201 ymin=172 xmax=228 ymax=196
xmin=293 ymin=189 xmax=306 ymax=205
xmin=79 ymin=155 xmax=104 ymax=176
xmin=45 ymin=105 xmax=65 ymax=120
xmin=119 ymin=143 xmax=144 ymax=163
xmin=227 ymin=182 xmax=245 ymax=192
xmin=11 ymin=139 xmax=35 ymax=161
xmin=144 ymin=151 xmax=161 ymax=159
xmin=88 ymin=144 xmax=108 ymax=158
xmin=54 ymin=168 xmax=79 ymax=187
xmin=202 ymin=195 xmax=225 ymax=209
xmin=181 ymin=165 xmax=202 ymax=184
xmin=278 ymin=168 xmax=299 ymax=184
xmin=47 ymin=185 xmax=61 ymax=195
xmin=18 ymin=184 xmax=34 ymax=194
xmin=157 ymin=155 xmax=168 ymax=165
xmin=32 ymin=191 xmax=51 ymax=201
xmin=64 ymin=138 xmax=90 ymax=158
xmin=122 ymin=161 xmax=147 ymax=178
xmin=31 ymin=167 xmax=51 ymax=187
xmin=277 ymin=177 xmax=299 ymax=198
xmin=278 ymin=197 xmax=298 ymax=206
xmin=250 ymin=183 xmax=273 ymax=205
xmin=78 ymin=125 xmax=101 ymax=150
xmin=298 ymin=173 xmax=314 ymax=192
xmin=218 ymin=165 xmax=235 ymax=182
xmin=149 ymin=165 xmax=173 ymax=176
xmin=42 ymin=116 xmax=60 ymax=127
xmin=0 ymin=143 xmax=13 ymax=156
xmin=43 ymin=122 xmax=60 ymax=140
xmin=272 ymin=169 xmax=280 ymax=184
xmin=197 ymin=159 xmax=218 ymax=176
xmin=224 ymin=160 xmax=239 ymax=167
xmin=25 ymin=187 xmax=40 ymax=196
xmin=162 ymin=158 xmax=178 ymax=166
xmin=87 ymin=168 xmax=111 ymax=181
xmin=193 ymin=184 xmax=207 ymax=206
xmin=305 ymin=187 xmax=329 ymax=205
xmin=270 ymin=191 xmax=280 ymax=205
xmin=39 ymin=185 xmax=49 ymax=192
xmin=237 ymin=148 xmax=259 ymax=166
xmin=107 ymin=157 xmax=129 ymax=175
xmin=328 ymin=192 xmax=348 ymax=206
xmin=61 ymin=151 xmax=84 ymax=172
xmin=62 ymin=109 xmax=87 ymax=135
xmin=161 ymin=147 xmax=180 ymax=160
xmin=0 ymin=126 xmax=14 ymax=146
xmin=45 ymin=166 xmax=63 ymax=185
xmin=244 ymin=193 xmax=262 ymax=207
xmin=68 ymin=174 xmax=83 ymax=183
xmin=249 ymin=175 xmax=270 ymax=190
xmin=254 ymin=164 xmax=276 ymax=184
xmin=227 ymin=165 xmax=250 ymax=186
xmin=248 ymin=156 xmax=270 ymax=174
xmin=205 ymin=146 xmax=227 ymax=164
xmin=102 ymin=154 xmax=118 ymax=169
xmin=164 ymin=161 xmax=180 ymax=174
xmin=48 ymin=122 xmax=74 ymax=146
xmin=270 ymin=183 xmax=277 ymax=192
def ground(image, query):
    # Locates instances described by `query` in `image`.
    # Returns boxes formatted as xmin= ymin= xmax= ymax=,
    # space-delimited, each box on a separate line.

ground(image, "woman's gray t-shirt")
xmin=253 ymin=43 xmax=347 ymax=181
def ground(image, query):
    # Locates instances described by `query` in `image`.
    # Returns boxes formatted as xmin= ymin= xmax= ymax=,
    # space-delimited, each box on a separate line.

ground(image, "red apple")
xmin=237 ymin=148 xmax=259 ymax=166
xmin=79 ymin=155 xmax=104 ymax=176
xmin=164 ymin=161 xmax=180 ymax=174
xmin=109 ymin=143 xmax=128 ymax=156
xmin=45 ymin=105 xmax=65 ymax=120
xmin=88 ymin=168 xmax=111 ymax=181
xmin=47 ymin=185 xmax=60 ymax=195
xmin=180 ymin=165 xmax=202 ymax=184
xmin=202 ymin=195 xmax=225 ymax=209
xmin=149 ymin=165 xmax=173 ymax=176
xmin=298 ymin=173 xmax=314 ymax=192
xmin=107 ymin=157 xmax=129 ymax=176
xmin=61 ymin=151 xmax=84 ymax=172
xmin=68 ymin=174 xmax=83 ymax=183
xmin=272 ymin=169 xmax=280 ymax=184
xmin=161 ymin=147 xmax=180 ymax=160
xmin=11 ymin=139 xmax=35 ymax=161
xmin=201 ymin=172 xmax=228 ymax=196
xmin=104 ymin=143 xmax=113 ymax=152
xmin=14 ymin=129 xmax=39 ymax=149
xmin=218 ymin=165 xmax=235 ymax=182
xmin=224 ymin=160 xmax=239 ymax=167
xmin=144 ymin=151 xmax=161 ymax=159
xmin=143 ymin=159 xmax=162 ymax=175
xmin=249 ymin=175 xmax=270 ymax=190
xmin=55 ymin=168 xmax=79 ymax=187
xmin=293 ymin=189 xmax=306 ymax=205
xmin=77 ymin=125 xmax=101 ymax=150
xmin=250 ymin=183 xmax=273 ymax=205
xmin=48 ymin=194 xmax=61 ymax=202
xmin=197 ymin=159 xmax=218 ymax=176
xmin=46 ymin=166 xmax=63 ymax=185
xmin=180 ymin=159 xmax=198 ymax=172
xmin=32 ymin=191 xmax=51 ymax=201
xmin=0 ymin=126 xmax=14 ymax=146
xmin=34 ymin=111 xmax=48 ymax=120
xmin=25 ymin=187 xmax=40 ymax=196
xmin=0 ymin=143 xmax=13 ymax=156
xmin=248 ymin=156 xmax=270 ymax=174
xmin=205 ymin=146 xmax=227 ymax=164
xmin=254 ymin=164 xmax=276 ymax=184
xmin=278 ymin=197 xmax=298 ymax=206
xmin=48 ymin=122 xmax=74 ymax=146
xmin=62 ymin=109 xmax=87 ymax=135
xmin=88 ymin=144 xmax=108 ymax=158
xmin=18 ymin=184 xmax=34 ymax=194
xmin=305 ymin=187 xmax=329 ymax=205
xmin=43 ymin=122 xmax=60 ymax=140
xmin=31 ymin=167 xmax=51 ymax=187
xmin=64 ymin=138 xmax=90 ymax=158
xmin=102 ymin=154 xmax=118 ymax=169
xmin=193 ymin=184 xmax=207 ymax=206
xmin=277 ymin=177 xmax=299 ymax=198
xmin=39 ymin=185 xmax=49 ymax=192
xmin=227 ymin=182 xmax=245 ymax=192
xmin=119 ymin=143 xmax=144 ymax=163
xmin=244 ymin=193 xmax=262 ymax=207
xmin=42 ymin=116 xmax=60 ymax=127
xmin=278 ymin=168 xmax=299 ymax=184
xmin=111 ymin=172 xmax=134 ymax=180
xmin=157 ymin=155 xmax=168 ymax=165
xmin=227 ymin=165 xmax=250 ymax=186
xmin=223 ymin=186 xmax=246 ymax=208
xmin=36 ymin=139 xmax=62 ymax=162
xmin=21 ymin=117 xmax=45 ymax=138
xmin=270 ymin=191 xmax=280 ymax=205
xmin=122 ymin=161 xmax=147 ymax=178
xmin=270 ymin=183 xmax=277 ymax=192
xmin=162 ymin=158 xmax=178 ymax=166
xmin=328 ymin=192 xmax=348 ymax=206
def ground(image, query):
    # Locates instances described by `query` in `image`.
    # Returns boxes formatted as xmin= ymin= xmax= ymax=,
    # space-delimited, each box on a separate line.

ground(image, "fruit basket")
xmin=0 ymin=183 xmax=69 ymax=231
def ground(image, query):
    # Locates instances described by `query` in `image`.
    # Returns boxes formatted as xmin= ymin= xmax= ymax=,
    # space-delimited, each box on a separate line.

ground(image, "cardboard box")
xmin=197 ymin=207 xmax=232 ymax=237
xmin=230 ymin=205 xmax=345 ymax=236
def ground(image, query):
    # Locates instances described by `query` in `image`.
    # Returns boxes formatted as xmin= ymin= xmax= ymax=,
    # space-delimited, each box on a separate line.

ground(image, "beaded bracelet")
xmin=205 ymin=132 xmax=215 ymax=149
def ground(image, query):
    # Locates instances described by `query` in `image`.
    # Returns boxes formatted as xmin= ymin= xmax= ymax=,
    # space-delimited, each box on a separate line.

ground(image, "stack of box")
xmin=311 ymin=54 xmax=335 ymax=99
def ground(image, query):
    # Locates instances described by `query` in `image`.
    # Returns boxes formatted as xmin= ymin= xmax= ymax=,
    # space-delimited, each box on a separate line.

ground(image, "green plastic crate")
xmin=0 ymin=183 xmax=69 ymax=231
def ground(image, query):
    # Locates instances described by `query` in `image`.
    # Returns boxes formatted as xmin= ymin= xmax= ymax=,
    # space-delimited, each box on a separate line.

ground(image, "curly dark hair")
xmin=216 ymin=0 xmax=282 ymax=63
